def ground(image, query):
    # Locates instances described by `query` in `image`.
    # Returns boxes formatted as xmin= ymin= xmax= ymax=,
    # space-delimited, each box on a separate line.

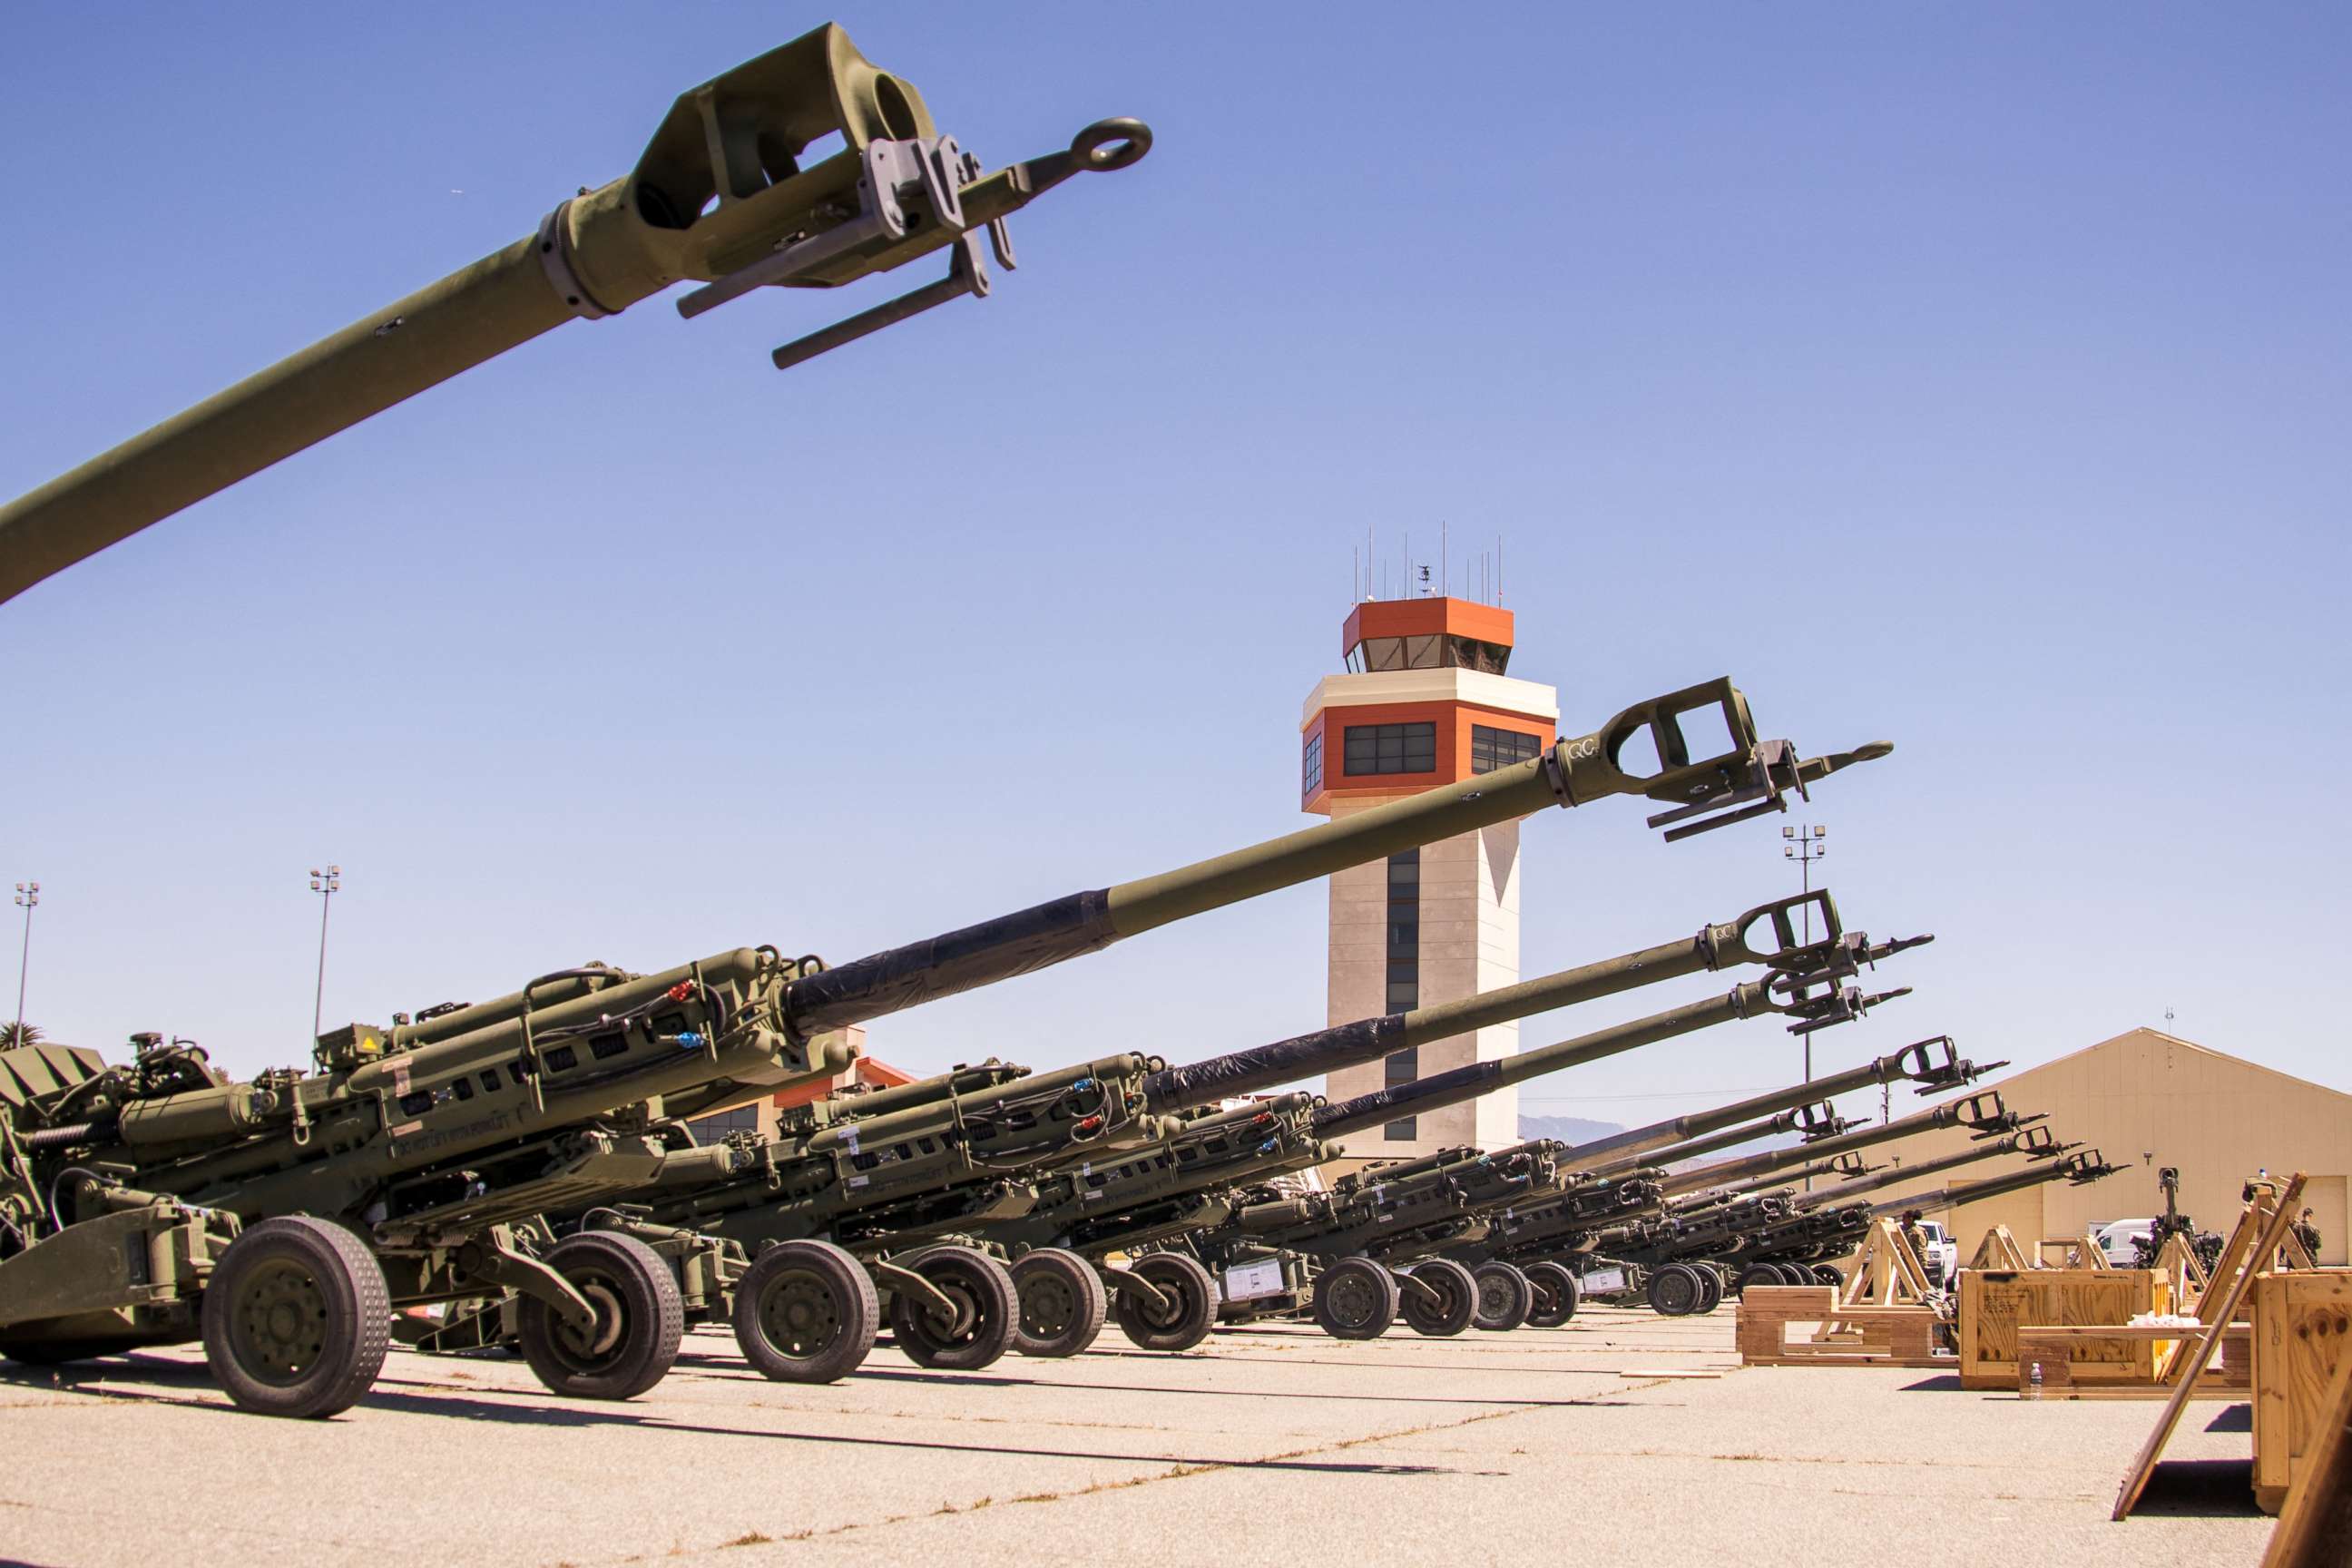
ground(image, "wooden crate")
xmin=1956 ymin=1268 xmax=2170 ymax=1390
xmin=2252 ymin=1268 xmax=2352 ymax=1514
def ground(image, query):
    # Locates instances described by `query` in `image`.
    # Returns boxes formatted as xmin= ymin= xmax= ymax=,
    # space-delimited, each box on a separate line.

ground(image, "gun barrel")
xmin=1793 ymin=1131 xmax=2036 ymax=1210
xmin=784 ymin=681 xmax=1877 ymax=1036
xmin=1310 ymin=982 xmax=1772 ymax=1142
xmin=0 ymin=24 xmax=1150 ymax=603
xmin=1578 ymin=1036 xmax=1972 ymax=1174
xmin=1142 ymin=890 xmax=1841 ymax=1111
xmin=1622 ymin=1106 xmax=1828 ymax=1172
xmin=1659 ymin=1087 xmax=2010 ymax=1197
xmin=1864 ymin=1158 xmax=2080 ymax=1220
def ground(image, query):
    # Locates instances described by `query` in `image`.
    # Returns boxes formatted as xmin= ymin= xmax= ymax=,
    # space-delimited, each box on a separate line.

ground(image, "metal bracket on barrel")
xmin=673 ymin=133 xmax=1020 ymax=371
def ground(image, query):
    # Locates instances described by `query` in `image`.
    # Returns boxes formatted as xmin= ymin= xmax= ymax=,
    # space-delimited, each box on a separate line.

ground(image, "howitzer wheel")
xmin=1522 ymin=1261 xmax=1580 ymax=1328
xmin=1312 ymin=1256 xmax=1398 ymax=1341
xmin=1779 ymin=1262 xmax=1816 ymax=1288
xmin=888 ymin=1246 xmax=1018 ymax=1371
xmin=200 ymin=1216 xmax=388 ymax=1419
xmin=516 ymin=1230 xmax=683 ymax=1400
xmin=1110 ymin=1252 xmax=1219 ymax=1353
xmin=1645 ymin=1262 xmax=1705 ymax=1318
xmin=1692 ymin=1265 xmax=1726 ymax=1314
xmin=1735 ymin=1264 xmax=1782 ymax=1296
xmin=1471 ymin=1260 xmax=1534 ymax=1331
xmin=1811 ymin=1264 xmax=1843 ymax=1288
xmin=1012 ymin=1249 xmax=1109 ymax=1358
xmin=733 ymin=1240 xmax=877 ymax=1384
xmin=1398 ymin=1258 xmax=1478 ymax=1337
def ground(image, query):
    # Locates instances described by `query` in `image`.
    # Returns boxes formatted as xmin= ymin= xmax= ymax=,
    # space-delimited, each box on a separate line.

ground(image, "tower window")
xmin=1381 ymin=850 xmax=1418 ymax=1142
xmin=1301 ymin=732 xmax=1323 ymax=799
xmin=1471 ymin=724 xmax=1544 ymax=774
xmin=1343 ymin=722 xmax=1436 ymax=776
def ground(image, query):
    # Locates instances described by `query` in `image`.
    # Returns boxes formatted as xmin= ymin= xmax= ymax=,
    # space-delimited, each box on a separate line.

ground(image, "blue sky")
xmin=3 ymin=5 xmax=2346 ymax=1136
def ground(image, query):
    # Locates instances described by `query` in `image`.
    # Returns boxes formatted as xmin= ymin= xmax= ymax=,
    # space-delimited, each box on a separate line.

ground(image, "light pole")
xmin=309 ymin=866 xmax=340 ymax=1039
xmin=11 ymin=881 xmax=36 ymax=1040
xmin=1781 ymin=824 xmax=1827 ymax=1083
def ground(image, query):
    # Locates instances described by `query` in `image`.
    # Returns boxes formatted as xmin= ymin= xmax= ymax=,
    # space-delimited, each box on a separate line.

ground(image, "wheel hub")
xmin=763 ymin=1271 xmax=842 ymax=1353
xmin=1022 ymin=1278 xmax=1076 ymax=1337
xmin=232 ymin=1260 xmax=327 ymax=1382
xmin=555 ymin=1279 xmax=626 ymax=1360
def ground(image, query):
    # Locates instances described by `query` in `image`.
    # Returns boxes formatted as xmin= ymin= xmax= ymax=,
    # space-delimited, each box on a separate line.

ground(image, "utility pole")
xmin=309 ymin=865 xmax=340 ymax=1040
xmin=11 ymin=881 xmax=36 ymax=1040
xmin=1780 ymin=824 xmax=1827 ymax=1083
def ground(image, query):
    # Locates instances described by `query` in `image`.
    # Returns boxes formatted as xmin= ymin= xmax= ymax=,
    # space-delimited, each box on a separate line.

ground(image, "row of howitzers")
xmin=0 ymin=27 xmax=2113 ymax=1422
xmin=0 ymin=679 xmax=2117 ymax=1417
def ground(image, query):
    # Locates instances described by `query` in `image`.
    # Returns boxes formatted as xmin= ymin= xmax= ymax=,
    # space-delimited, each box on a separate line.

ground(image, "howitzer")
xmin=1600 ymin=1143 xmax=2110 ymax=1314
xmin=0 ymin=23 xmax=1154 ymax=604
xmin=1789 ymin=1124 xmax=2067 ymax=1211
xmin=565 ymin=887 xmax=1868 ymax=1376
xmin=1654 ymin=1083 xmax=2036 ymax=1198
xmin=0 ymin=680 xmax=1871 ymax=1414
xmin=1861 ymin=1148 xmax=2120 ymax=1224
xmin=1179 ymin=965 xmax=1933 ymax=1343
xmin=1434 ymin=1054 xmax=1996 ymax=1322
xmin=1578 ymin=1035 xmax=1994 ymax=1175
xmin=1310 ymin=974 xmax=1915 ymax=1144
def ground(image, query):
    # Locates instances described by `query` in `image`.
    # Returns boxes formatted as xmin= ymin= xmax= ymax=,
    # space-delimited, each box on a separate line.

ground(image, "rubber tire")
xmin=1110 ymin=1253 xmax=1220 ymax=1353
xmin=201 ymin=1216 xmax=389 ymax=1419
xmin=1646 ymin=1262 xmax=1704 ymax=1317
xmin=1812 ymin=1264 xmax=1844 ymax=1288
xmin=1312 ymin=1256 xmax=1399 ymax=1340
xmin=1012 ymin=1249 xmax=1109 ymax=1358
xmin=516 ymin=1230 xmax=683 ymax=1400
xmin=1398 ymin=1258 xmax=1478 ymax=1337
xmin=1692 ymin=1265 xmax=1726 ymax=1314
xmin=1471 ymin=1260 xmax=1534 ymax=1331
xmin=732 ymin=1240 xmax=877 ymax=1384
xmin=1523 ymin=1261 xmax=1580 ymax=1328
xmin=1735 ymin=1263 xmax=1783 ymax=1296
xmin=888 ymin=1247 xmax=1018 ymax=1371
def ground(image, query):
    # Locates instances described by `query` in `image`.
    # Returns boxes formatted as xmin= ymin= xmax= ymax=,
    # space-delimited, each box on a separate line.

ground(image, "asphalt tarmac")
xmin=0 ymin=1307 xmax=2275 ymax=1567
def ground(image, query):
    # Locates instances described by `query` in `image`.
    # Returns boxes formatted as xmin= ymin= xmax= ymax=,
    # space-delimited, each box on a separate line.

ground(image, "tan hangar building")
xmin=1870 ymin=1027 xmax=2351 ymax=1265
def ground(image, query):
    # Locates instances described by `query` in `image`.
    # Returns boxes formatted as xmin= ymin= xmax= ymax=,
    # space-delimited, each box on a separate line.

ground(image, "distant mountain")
xmin=1516 ymin=1113 xmax=1623 ymax=1144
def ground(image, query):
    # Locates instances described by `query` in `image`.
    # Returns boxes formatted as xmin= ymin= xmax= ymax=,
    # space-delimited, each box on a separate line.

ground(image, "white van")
xmin=2093 ymin=1218 xmax=2155 ymax=1267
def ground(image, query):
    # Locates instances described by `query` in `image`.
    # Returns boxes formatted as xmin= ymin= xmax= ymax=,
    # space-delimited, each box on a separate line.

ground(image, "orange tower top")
xmin=1302 ymin=596 xmax=1557 ymax=816
xmin=1340 ymin=598 xmax=1515 ymax=673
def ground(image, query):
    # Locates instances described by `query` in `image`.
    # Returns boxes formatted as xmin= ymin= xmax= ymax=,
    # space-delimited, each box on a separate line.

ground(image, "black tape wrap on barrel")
xmin=1142 ymin=1016 xmax=1405 ymax=1112
xmin=782 ymin=889 xmax=1117 ymax=1036
xmin=1311 ymin=1060 xmax=1505 ymax=1140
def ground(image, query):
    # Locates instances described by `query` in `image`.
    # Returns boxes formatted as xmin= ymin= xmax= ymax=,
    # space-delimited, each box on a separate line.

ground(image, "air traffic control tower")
xmin=1302 ymin=596 xmax=1560 ymax=1159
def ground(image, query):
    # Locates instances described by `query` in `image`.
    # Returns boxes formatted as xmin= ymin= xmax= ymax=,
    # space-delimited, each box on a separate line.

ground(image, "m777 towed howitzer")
xmin=0 ymin=23 xmax=1150 ymax=605
xmin=0 ymin=681 xmax=1885 ymax=1416
xmin=546 ymin=887 xmax=1901 ymax=1377
xmin=1573 ymin=1108 xmax=2083 ymax=1313
xmin=1163 ymin=971 xmax=1935 ymax=1343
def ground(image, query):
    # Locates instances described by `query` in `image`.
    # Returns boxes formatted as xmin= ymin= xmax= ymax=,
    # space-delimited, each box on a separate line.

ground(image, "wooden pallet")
xmin=1736 ymin=1284 xmax=1947 ymax=1368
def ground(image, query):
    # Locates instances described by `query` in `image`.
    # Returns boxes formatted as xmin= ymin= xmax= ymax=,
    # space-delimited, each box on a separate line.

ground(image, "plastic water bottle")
xmin=2025 ymin=1361 xmax=2043 ymax=1401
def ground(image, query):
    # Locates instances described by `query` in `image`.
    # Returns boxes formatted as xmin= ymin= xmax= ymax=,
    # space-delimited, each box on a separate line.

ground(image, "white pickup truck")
xmin=1916 ymin=1220 xmax=1958 ymax=1286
